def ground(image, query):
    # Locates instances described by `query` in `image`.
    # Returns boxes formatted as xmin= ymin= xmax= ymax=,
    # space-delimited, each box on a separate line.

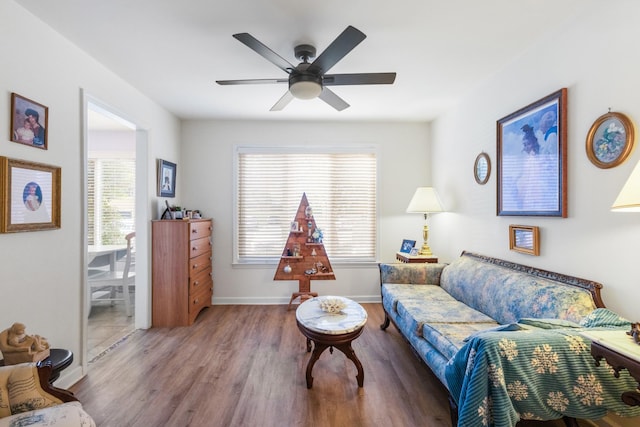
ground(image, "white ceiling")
xmin=16 ymin=0 xmax=591 ymax=122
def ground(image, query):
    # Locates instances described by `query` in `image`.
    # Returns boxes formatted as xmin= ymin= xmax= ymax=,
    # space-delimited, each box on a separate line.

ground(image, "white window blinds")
xmin=88 ymin=158 xmax=136 ymax=245
xmin=236 ymin=147 xmax=377 ymax=262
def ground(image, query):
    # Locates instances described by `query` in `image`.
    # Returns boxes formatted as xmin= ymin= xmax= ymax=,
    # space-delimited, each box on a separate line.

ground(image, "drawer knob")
xmin=192 ymin=229 xmax=198 ymax=234
xmin=192 ymin=264 xmax=198 ymax=269
xmin=194 ymin=281 xmax=199 ymax=287
xmin=193 ymin=298 xmax=199 ymax=304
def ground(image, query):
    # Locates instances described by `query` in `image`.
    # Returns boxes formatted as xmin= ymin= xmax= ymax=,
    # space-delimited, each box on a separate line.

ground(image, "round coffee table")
xmin=295 ymin=296 xmax=368 ymax=388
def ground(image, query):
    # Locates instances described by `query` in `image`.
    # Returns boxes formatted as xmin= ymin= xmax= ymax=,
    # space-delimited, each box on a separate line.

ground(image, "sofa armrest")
xmin=379 ymin=262 xmax=445 ymax=286
xmin=36 ymin=362 xmax=78 ymax=403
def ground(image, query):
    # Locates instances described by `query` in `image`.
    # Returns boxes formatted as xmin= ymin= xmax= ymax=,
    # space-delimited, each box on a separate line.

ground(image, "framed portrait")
xmin=497 ymin=89 xmax=567 ymax=217
xmin=290 ymin=221 xmax=299 ymax=232
xmin=399 ymin=239 xmax=416 ymax=254
xmin=509 ymin=225 xmax=540 ymax=256
xmin=586 ymin=111 xmax=635 ymax=169
xmin=0 ymin=157 xmax=61 ymax=233
xmin=10 ymin=93 xmax=48 ymax=150
xmin=157 ymin=159 xmax=176 ymax=198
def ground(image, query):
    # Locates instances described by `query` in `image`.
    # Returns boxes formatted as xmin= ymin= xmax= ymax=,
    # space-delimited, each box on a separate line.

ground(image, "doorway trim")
xmin=81 ymin=91 xmax=150 ymax=375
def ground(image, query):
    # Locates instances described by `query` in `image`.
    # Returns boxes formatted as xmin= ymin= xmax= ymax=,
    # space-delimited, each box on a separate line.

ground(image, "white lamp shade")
xmin=612 ymin=159 xmax=640 ymax=212
xmin=406 ymin=187 xmax=445 ymax=213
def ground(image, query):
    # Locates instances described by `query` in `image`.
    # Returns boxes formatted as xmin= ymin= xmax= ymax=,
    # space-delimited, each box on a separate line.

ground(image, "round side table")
xmin=296 ymin=296 xmax=368 ymax=388
xmin=43 ymin=348 xmax=73 ymax=383
xmin=0 ymin=348 xmax=73 ymax=384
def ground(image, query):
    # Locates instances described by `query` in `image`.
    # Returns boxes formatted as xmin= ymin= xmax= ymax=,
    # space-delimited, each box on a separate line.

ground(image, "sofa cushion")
xmin=440 ymin=254 xmax=598 ymax=324
xmin=0 ymin=402 xmax=96 ymax=427
xmin=381 ymin=283 xmax=452 ymax=313
xmin=395 ymin=295 xmax=496 ymax=339
xmin=421 ymin=322 xmax=500 ymax=361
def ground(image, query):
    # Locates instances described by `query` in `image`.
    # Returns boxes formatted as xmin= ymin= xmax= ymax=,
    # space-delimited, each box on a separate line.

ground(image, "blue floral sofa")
xmin=379 ymin=251 xmax=640 ymax=427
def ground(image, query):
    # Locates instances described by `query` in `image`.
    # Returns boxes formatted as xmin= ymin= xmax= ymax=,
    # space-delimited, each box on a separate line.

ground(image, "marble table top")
xmin=296 ymin=296 xmax=367 ymax=335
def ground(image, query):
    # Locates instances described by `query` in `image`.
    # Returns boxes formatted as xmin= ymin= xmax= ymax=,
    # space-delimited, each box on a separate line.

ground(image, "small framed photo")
xmin=10 ymin=93 xmax=48 ymax=150
xmin=0 ymin=157 xmax=61 ymax=233
xmin=290 ymin=221 xmax=299 ymax=232
xmin=158 ymin=159 xmax=176 ymax=198
xmin=400 ymin=239 xmax=416 ymax=254
xmin=586 ymin=111 xmax=635 ymax=169
xmin=409 ymin=248 xmax=419 ymax=256
xmin=497 ymin=89 xmax=567 ymax=217
xmin=509 ymin=225 xmax=540 ymax=256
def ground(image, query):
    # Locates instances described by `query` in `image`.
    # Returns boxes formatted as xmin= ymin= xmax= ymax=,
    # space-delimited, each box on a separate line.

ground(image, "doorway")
xmin=83 ymin=95 xmax=150 ymax=368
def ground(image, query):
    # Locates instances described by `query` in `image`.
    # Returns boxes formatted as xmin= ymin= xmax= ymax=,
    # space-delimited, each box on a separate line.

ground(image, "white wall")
xmin=430 ymin=4 xmax=640 ymax=425
xmin=0 ymin=1 xmax=181 ymax=386
xmin=180 ymin=120 xmax=431 ymax=303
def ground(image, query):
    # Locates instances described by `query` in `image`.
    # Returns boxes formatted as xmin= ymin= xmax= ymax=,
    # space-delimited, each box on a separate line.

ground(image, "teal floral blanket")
xmin=445 ymin=309 xmax=640 ymax=426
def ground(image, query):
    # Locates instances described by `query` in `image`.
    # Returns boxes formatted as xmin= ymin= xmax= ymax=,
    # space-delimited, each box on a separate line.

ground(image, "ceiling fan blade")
xmin=216 ymin=78 xmax=288 ymax=85
xmin=307 ymin=26 xmax=366 ymax=75
xmin=318 ymin=88 xmax=350 ymax=111
xmin=233 ymin=33 xmax=296 ymax=74
xmin=323 ymin=72 xmax=396 ymax=86
xmin=270 ymin=91 xmax=295 ymax=111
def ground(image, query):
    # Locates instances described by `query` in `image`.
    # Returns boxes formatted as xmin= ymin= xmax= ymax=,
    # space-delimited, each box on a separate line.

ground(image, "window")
xmin=88 ymin=158 xmax=136 ymax=245
xmin=235 ymin=146 xmax=377 ymax=263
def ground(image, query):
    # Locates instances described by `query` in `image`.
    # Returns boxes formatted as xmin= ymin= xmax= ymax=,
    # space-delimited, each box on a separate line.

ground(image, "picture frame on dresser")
xmin=497 ymin=88 xmax=567 ymax=217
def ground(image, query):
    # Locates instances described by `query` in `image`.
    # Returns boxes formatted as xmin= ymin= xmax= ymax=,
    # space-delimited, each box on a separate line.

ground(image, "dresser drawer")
xmin=188 ymin=285 xmax=212 ymax=323
xmin=189 ymin=252 xmax=211 ymax=276
xmin=189 ymin=220 xmax=212 ymax=241
xmin=189 ymin=236 xmax=211 ymax=258
xmin=190 ymin=267 xmax=212 ymax=294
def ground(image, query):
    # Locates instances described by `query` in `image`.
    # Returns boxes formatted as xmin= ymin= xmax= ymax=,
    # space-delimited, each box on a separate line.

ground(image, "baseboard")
xmin=212 ymin=295 xmax=381 ymax=305
xmin=53 ymin=365 xmax=84 ymax=389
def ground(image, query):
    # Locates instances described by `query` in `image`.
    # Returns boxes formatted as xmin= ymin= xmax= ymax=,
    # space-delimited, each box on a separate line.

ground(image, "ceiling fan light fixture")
xmin=289 ymin=80 xmax=322 ymax=100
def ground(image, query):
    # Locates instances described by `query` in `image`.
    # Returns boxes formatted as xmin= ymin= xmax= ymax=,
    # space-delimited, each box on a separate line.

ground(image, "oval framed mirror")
xmin=474 ymin=152 xmax=491 ymax=185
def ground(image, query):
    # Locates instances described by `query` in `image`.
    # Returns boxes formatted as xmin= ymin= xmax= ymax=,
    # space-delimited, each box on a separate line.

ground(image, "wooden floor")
xmin=87 ymin=301 xmax=135 ymax=362
xmin=70 ymin=304 xmax=571 ymax=427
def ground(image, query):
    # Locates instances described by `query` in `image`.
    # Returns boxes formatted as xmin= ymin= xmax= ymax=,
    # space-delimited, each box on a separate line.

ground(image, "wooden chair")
xmin=88 ymin=232 xmax=135 ymax=316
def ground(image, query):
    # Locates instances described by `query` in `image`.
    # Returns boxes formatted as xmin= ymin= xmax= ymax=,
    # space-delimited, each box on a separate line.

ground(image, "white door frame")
xmin=81 ymin=91 xmax=150 ymax=374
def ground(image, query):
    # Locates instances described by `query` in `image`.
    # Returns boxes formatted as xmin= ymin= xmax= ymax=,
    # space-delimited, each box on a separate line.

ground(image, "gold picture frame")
xmin=509 ymin=225 xmax=539 ymax=256
xmin=586 ymin=111 xmax=635 ymax=169
xmin=0 ymin=157 xmax=61 ymax=233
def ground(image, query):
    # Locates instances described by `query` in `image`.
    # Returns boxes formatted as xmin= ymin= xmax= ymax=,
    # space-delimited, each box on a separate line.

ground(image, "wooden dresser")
xmin=151 ymin=218 xmax=213 ymax=327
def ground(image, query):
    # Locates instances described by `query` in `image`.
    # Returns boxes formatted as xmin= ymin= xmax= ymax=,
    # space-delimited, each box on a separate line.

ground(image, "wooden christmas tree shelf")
xmin=273 ymin=193 xmax=335 ymax=310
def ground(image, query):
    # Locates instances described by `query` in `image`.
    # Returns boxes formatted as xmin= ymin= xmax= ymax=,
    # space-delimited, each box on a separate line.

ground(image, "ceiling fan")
xmin=216 ymin=26 xmax=396 ymax=111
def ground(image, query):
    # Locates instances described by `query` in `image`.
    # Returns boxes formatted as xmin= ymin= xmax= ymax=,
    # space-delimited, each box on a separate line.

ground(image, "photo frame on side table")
xmin=10 ymin=93 xmax=48 ymax=150
xmin=586 ymin=111 xmax=635 ymax=169
xmin=0 ymin=157 xmax=61 ymax=233
xmin=497 ymin=88 xmax=567 ymax=217
xmin=509 ymin=225 xmax=540 ymax=256
xmin=400 ymin=239 xmax=416 ymax=254
xmin=158 ymin=159 xmax=176 ymax=198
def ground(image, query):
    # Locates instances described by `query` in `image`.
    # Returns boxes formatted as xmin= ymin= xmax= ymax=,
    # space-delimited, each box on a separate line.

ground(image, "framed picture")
xmin=157 ymin=159 xmax=176 ymax=198
xmin=497 ymin=89 xmax=567 ymax=217
xmin=400 ymin=239 xmax=416 ymax=254
xmin=290 ymin=221 xmax=299 ymax=232
xmin=586 ymin=111 xmax=635 ymax=169
xmin=509 ymin=225 xmax=540 ymax=256
xmin=0 ymin=157 xmax=61 ymax=233
xmin=474 ymin=152 xmax=491 ymax=185
xmin=409 ymin=247 xmax=419 ymax=256
xmin=10 ymin=93 xmax=48 ymax=150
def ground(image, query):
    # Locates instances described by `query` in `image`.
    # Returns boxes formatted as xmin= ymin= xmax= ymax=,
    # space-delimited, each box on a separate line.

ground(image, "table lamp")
xmin=406 ymin=187 xmax=444 ymax=256
xmin=612 ymin=159 xmax=640 ymax=212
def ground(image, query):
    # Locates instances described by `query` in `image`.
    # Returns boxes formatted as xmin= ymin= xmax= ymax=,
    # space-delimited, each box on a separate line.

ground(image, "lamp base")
xmin=417 ymin=243 xmax=433 ymax=256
